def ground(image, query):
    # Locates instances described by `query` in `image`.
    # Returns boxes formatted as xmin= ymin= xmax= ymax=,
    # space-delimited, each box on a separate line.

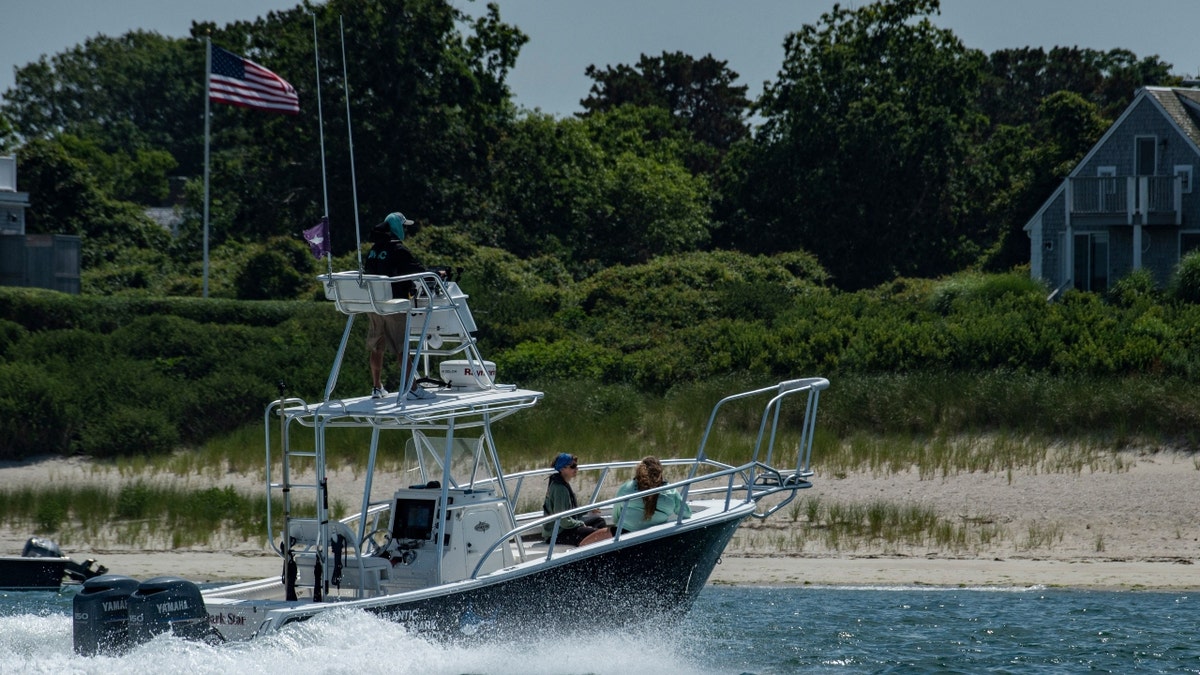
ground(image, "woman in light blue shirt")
xmin=613 ymin=456 xmax=691 ymax=532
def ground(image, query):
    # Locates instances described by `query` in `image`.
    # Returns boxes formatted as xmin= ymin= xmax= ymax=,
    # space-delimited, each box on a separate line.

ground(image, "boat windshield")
xmin=402 ymin=432 xmax=498 ymax=490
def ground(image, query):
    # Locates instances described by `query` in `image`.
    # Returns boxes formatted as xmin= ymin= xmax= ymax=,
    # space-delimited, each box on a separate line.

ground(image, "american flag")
xmin=208 ymin=45 xmax=299 ymax=114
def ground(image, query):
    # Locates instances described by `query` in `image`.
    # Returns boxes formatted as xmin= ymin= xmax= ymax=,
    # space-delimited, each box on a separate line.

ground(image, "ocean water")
xmin=2 ymin=584 xmax=1197 ymax=674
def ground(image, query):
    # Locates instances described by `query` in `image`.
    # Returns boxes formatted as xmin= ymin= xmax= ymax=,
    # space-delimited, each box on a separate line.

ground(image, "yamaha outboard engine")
xmin=128 ymin=576 xmax=219 ymax=645
xmin=21 ymin=536 xmax=64 ymax=558
xmin=73 ymin=575 xmax=141 ymax=656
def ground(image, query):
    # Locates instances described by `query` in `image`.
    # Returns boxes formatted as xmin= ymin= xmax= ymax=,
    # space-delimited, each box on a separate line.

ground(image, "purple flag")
xmin=303 ymin=217 xmax=330 ymax=260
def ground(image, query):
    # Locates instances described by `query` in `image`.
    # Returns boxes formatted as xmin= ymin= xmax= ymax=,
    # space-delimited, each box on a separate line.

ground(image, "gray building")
xmin=0 ymin=155 xmax=28 ymax=234
xmin=0 ymin=155 xmax=81 ymax=294
xmin=1024 ymin=87 xmax=1200 ymax=295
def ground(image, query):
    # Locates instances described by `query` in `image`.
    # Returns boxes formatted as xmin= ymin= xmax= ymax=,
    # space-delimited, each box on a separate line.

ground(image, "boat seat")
xmin=319 ymin=272 xmax=413 ymax=315
xmin=288 ymin=520 xmax=391 ymax=594
xmin=288 ymin=520 xmax=369 ymax=552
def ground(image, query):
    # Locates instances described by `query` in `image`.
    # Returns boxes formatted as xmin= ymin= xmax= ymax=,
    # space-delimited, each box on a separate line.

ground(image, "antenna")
xmin=339 ymin=15 xmax=364 ymax=273
xmin=312 ymin=12 xmax=332 ymax=276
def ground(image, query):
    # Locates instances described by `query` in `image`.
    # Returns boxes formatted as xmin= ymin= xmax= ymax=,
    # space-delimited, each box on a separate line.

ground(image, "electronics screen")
xmin=391 ymin=498 xmax=435 ymax=541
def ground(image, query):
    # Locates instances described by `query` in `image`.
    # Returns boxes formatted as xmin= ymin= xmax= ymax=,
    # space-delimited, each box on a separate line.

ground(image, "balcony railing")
xmin=1067 ymin=175 xmax=1182 ymax=225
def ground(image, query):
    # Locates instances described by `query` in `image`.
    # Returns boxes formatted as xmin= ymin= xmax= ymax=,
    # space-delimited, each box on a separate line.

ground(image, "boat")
xmin=73 ymin=269 xmax=828 ymax=651
xmin=0 ymin=537 xmax=107 ymax=590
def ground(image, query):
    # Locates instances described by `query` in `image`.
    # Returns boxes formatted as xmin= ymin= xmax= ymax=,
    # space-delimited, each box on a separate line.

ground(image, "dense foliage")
xmin=2 ymin=246 xmax=1200 ymax=459
xmin=0 ymin=0 xmax=1180 ymax=293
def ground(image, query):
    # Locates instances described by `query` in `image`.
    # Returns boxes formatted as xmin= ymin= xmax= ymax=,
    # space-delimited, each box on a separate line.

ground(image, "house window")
xmin=1135 ymin=137 xmax=1157 ymax=175
xmin=1182 ymin=232 xmax=1200 ymax=257
xmin=1174 ymin=165 xmax=1193 ymax=194
xmin=1097 ymin=166 xmax=1118 ymax=212
xmin=1073 ymin=232 xmax=1109 ymax=293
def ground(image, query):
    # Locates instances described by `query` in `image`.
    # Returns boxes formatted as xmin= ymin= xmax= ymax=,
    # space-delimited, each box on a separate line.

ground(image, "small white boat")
xmin=73 ymin=270 xmax=828 ymax=651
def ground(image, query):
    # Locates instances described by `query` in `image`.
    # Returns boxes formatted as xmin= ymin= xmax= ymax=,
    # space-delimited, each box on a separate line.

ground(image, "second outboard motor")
xmin=21 ymin=536 xmax=64 ymax=558
xmin=128 ymin=576 xmax=219 ymax=645
xmin=73 ymin=575 xmax=141 ymax=656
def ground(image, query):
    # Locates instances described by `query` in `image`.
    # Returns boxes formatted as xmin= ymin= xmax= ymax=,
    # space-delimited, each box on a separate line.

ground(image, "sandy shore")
xmin=3 ymin=451 xmax=1198 ymax=590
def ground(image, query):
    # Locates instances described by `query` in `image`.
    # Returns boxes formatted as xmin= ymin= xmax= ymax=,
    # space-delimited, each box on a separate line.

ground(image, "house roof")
xmin=1022 ymin=87 xmax=1200 ymax=234
xmin=1145 ymin=87 xmax=1200 ymax=150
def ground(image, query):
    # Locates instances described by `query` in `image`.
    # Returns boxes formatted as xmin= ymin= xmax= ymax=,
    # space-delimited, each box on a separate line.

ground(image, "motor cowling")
xmin=73 ymin=574 xmax=141 ymax=656
xmin=22 ymin=536 xmax=64 ymax=558
xmin=128 ymin=576 xmax=218 ymax=645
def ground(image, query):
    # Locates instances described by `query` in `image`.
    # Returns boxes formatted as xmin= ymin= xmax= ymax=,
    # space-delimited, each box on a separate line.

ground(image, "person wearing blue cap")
xmin=364 ymin=212 xmax=434 ymax=401
xmin=541 ymin=453 xmax=607 ymax=545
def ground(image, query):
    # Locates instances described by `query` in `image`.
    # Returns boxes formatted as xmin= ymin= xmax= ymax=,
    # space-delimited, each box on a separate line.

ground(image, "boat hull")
xmin=213 ymin=508 xmax=747 ymax=641
xmin=0 ymin=556 xmax=72 ymax=591
xmin=363 ymin=513 xmax=744 ymax=638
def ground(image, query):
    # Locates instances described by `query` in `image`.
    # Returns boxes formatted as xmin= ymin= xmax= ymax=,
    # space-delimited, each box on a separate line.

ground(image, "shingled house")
xmin=1024 ymin=87 xmax=1200 ymax=295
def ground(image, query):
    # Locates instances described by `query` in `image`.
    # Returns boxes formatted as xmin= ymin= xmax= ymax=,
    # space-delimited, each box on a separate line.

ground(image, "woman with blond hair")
xmin=612 ymin=456 xmax=691 ymax=532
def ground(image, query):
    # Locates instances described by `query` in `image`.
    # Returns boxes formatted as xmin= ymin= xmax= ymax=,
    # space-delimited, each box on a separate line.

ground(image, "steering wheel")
xmin=361 ymin=528 xmax=393 ymax=557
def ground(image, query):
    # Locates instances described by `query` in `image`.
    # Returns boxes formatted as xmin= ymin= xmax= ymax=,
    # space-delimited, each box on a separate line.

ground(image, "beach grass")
xmin=0 ymin=481 xmax=346 ymax=549
xmin=734 ymin=494 xmax=1031 ymax=556
xmin=2 ymin=375 xmax=1192 ymax=551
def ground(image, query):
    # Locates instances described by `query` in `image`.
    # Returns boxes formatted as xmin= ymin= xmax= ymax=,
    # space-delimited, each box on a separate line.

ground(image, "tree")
xmin=483 ymin=112 xmax=606 ymax=262
xmin=581 ymin=105 xmax=710 ymax=266
xmin=979 ymin=91 xmax=1107 ymax=271
xmin=725 ymin=0 xmax=986 ymax=289
xmin=581 ymin=51 xmax=751 ymax=154
xmin=186 ymin=0 xmax=531 ymax=258
xmin=17 ymin=137 xmax=172 ymax=269
xmin=3 ymin=32 xmax=203 ymax=171
xmin=0 ymin=114 xmax=14 ymax=153
xmin=979 ymin=46 xmax=1176 ymax=130
xmin=488 ymin=106 xmax=710 ymax=273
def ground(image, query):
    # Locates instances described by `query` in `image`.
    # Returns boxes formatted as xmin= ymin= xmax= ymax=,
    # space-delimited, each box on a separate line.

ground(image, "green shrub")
xmin=928 ymin=271 xmax=1044 ymax=314
xmin=35 ymin=497 xmax=67 ymax=533
xmin=181 ymin=371 xmax=276 ymax=441
xmin=76 ymin=405 xmax=178 ymax=457
xmin=0 ymin=319 xmax=28 ymax=359
xmin=116 ymin=482 xmax=153 ymax=519
xmin=497 ymin=339 xmax=622 ymax=383
xmin=175 ymin=486 xmax=242 ymax=529
xmin=0 ymin=363 xmax=74 ymax=458
xmin=234 ymin=238 xmax=316 ymax=300
xmin=1108 ymin=268 xmax=1159 ymax=308
xmin=1170 ymin=250 xmax=1200 ymax=303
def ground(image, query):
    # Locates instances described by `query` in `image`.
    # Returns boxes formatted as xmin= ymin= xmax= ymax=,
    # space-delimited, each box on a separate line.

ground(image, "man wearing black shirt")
xmin=364 ymin=212 xmax=433 ymax=401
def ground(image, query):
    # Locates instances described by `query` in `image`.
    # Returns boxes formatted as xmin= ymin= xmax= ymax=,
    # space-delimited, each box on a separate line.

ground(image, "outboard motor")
xmin=73 ymin=575 xmax=141 ymax=656
xmin=128 ymin=576 xmax=219 ymax=645
xmin=24 ymin=535 xmax=108 ymax=583
xmin=21 ymin=536 xmax=64 ymax=558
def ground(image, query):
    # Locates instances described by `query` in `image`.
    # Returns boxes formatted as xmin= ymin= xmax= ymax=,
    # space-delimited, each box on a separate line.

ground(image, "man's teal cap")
xmin=385 ymin=212 xmax=414 ymax=239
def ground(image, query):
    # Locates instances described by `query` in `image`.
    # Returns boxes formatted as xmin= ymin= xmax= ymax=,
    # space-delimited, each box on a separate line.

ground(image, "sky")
xmin=2 ymin=0 xmax=1199 ymax=118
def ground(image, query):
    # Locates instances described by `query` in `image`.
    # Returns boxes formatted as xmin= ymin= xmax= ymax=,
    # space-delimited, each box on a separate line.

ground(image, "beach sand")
xmin=3 ymin=451 xmax=1198 ymax=590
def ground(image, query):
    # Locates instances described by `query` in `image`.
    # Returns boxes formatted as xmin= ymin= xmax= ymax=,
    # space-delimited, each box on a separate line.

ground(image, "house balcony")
xmin=1066 ymin=175 xmax=1183 ymax=226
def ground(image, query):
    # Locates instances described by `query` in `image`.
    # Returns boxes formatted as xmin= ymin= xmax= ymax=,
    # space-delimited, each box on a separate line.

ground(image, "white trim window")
xmin=1174 ymin=164 xmax=1193 ymax=194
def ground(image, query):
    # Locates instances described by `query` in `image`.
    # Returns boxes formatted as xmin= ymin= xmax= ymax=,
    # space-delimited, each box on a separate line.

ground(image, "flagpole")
xmin=202 ymin=37 xmax=212 ymax=299
xmin=313 ymin=13 xmax=333 ymax=276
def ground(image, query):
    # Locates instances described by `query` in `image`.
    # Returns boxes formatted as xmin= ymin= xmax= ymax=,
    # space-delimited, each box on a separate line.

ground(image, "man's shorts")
xmin=366 ymin=313 xmax=408 ymax=355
